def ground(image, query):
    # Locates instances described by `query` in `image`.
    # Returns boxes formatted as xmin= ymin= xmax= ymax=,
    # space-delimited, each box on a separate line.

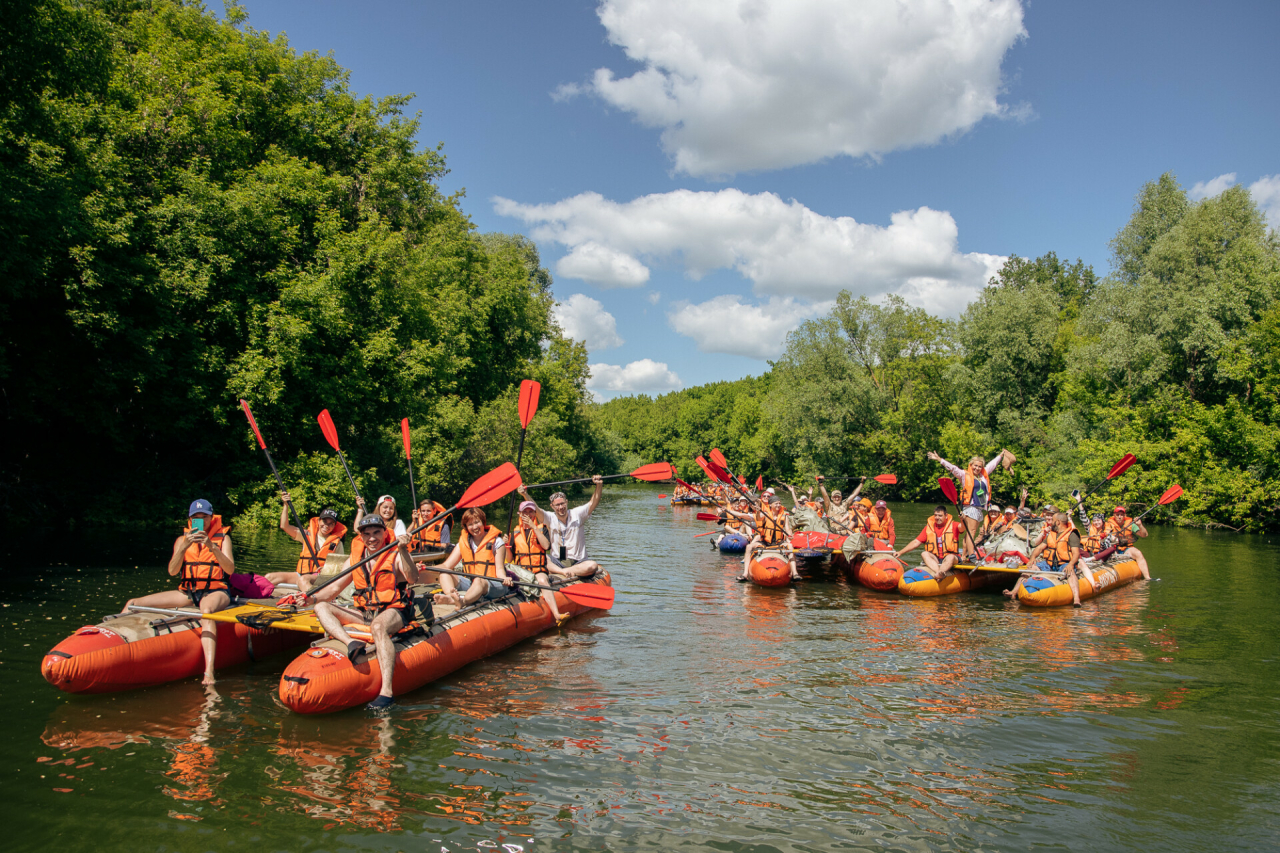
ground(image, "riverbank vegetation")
xmin=596 ymin=176 xmax=1280 ymax=532
xmin=2 ymin=0 xmax=605 ymax=533
xmin=6 ymin=1 xmax=1278 ymax=536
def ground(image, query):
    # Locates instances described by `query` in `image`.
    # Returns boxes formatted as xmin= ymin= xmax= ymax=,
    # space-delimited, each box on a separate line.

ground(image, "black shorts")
xmin=182 ymin=588 xmax=229 ymax=607
xmin=358 ymin=603 xmax=414 ymax=625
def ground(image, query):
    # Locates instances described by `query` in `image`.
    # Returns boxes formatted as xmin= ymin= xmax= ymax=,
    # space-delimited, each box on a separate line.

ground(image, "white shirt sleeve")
xmin=393 ymin=519 xmax=407 ymax=537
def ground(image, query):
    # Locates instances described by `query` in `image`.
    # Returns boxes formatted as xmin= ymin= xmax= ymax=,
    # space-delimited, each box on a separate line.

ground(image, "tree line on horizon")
xmin=594 ymin=175 xmax=1280 ymax=533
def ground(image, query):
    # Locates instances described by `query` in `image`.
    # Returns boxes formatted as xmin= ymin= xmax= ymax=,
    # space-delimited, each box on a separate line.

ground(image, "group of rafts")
xmin=679 ymin=448 xmax=1179 ymax=608
xmin=41 ymin=385 xmax=674 ymax=714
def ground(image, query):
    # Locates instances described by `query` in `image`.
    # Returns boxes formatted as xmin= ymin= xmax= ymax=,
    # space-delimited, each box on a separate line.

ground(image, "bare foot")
xmin=202 ymin=672 xmax=216 ymax=686
xmin=433 ymin=592 xmax=462 ymax=607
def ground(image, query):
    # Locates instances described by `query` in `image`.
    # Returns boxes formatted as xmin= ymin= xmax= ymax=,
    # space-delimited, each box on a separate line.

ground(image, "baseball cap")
xmin=318 ymin=507 xmax=339 ymax=521
xmin=376 ymin=494 xmax=396 ymax=506
xmin=518 ymin=500 xmax=537 ymax=513
xmin=356 ymin=514 xmax=386 ymax=531
xmin=874 ymin=500 xmax=887 ymax=508
xmin=765 ymin=488 xmax=776 ymax=496
xmin=188 ymin=499 xmax=213 ymax=516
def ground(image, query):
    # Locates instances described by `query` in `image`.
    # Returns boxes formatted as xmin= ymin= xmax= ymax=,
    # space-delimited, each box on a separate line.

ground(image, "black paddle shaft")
xmin=259 ymin=443 xmax=320 ymax=565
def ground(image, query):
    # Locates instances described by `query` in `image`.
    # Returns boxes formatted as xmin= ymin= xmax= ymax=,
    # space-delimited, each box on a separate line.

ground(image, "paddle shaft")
xmin=404 ymin=445 xmax=419 ymax=520
xmin=333 ymin=445 xmax=364 ymax=508
xmin=253 ymin=434 xmax=321 ymax=567
xmin=432 ymin=565 xmax=583 ymax=597
xmin=524 ymin=473 xmax=624 ymax=489
xmin=504 ymin=427 xmax=529 ymax=536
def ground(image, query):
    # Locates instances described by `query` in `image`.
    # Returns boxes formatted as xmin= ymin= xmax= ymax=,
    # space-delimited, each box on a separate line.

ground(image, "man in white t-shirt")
xmin=516 ymin=474 xmax=603 ymax=576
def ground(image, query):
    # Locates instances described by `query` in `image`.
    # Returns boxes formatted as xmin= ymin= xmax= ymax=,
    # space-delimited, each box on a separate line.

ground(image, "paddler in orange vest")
xmin=265 ymin=495 xmax=346 ymax=593
xmin=926 ymin=449 xmax=1010 ymax=560
xmin=510 ymin=500 xmax=571 ymax=627
xmin=408 ymin=496 xmax=451 ymax=555
xmin=892 ymin=506 xmax=964 ymax=579
xmin=1104 ymin=505 xmax=1151 ymax=579
xmin=305 ymin=513 xmax=418 ymax=709
xmin=1010 ymin=512 xmax=1089 ymax=606
xmin=1082 ymin=512 xmax=1106 ymax=554
xmin=866 ymin=500 xmax=896 ymax=546
xmin=432 ymin=507 xmax=516 ymax=608
xmin=122 ymin=499 xmax=236 ymax=686
xmin=730 ymin=492 xmax=798 ymax=582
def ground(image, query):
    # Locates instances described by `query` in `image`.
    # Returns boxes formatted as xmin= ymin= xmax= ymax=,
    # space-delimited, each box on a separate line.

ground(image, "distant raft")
xmin=279 ymin=572 xmax=613 ymax=714
xmin=1016 ymin=558 xmax=1143 ymax=607
xmin=41 ymin=603 xmax=307 ymax=694
xmin=843 ymin=551 xmax=905 ymax=591
xmin=746 ymin=550 xmax=792 ymax=587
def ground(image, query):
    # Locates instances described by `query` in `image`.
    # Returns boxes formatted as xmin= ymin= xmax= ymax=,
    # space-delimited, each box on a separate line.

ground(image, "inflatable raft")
xmin=279 ymin=572 xmax=613 ymax=714
xmin=746 ymin=550 xmax=792 ymax=587
xmin=712 ymin=530 xmax=750 ymax=553
xmin=41 ymin=601 xmax=308 ymax=694
xmin=1016 ymin=558 xmax=1143 ymax=607
xmin=897 ymin=565 xmax=1015 ymax=597
xmin=842 ymin=551 xmax=906 ymax=591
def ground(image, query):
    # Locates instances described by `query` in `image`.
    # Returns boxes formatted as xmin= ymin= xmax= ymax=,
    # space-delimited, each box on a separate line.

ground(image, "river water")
xmin=5 ymin=486 xmax=1280 ymax=852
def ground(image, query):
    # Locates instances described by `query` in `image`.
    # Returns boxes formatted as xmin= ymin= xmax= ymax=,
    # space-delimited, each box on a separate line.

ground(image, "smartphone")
xmin=191 ymin=518 xmax=205 ymax=532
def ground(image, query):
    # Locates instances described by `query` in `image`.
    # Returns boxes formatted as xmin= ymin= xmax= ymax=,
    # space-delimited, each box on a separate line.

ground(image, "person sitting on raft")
xmin=516 ymin=475 xmax=604 ymax=576
xmin=510 ymin=500 xmax=572 ymax=627
xmin=980 ymin=505 xmax=1007 ymax=539
xmin=728 ymin=494 xmax=798 ymax=582
xmin=893 ymin=506 xmax=964 ymax=580
xmin=432 ymin=507 xmax=515 ymax=608
xmin=265 ymin=496 xmax=346 ymax=594
xmin=1082 ymin=512 xmax=1106 ymax=554
xmin=1105 ymin=506 xmax=1151 ymax=580
xmin=926 ymin=449 xmax=1010 ymax=560
xmin=304 ymin=513 xmax=417 ymax=709
xmin=1008 ymin=512 xmax=1091 ymax=607
xmin=408 ymin=495 xmax=451 ymax=555
xmin=867 ymin=500 xmax=896 ymax=545
xmin=123 ymin=499 xmax=236 ymax=686
xmin=354 ymin=494 xmax=407 ymax=539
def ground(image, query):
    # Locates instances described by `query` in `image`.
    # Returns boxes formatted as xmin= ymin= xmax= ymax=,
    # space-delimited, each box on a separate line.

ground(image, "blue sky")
xmin=236 ymin=0 xmax=1279 ymax=398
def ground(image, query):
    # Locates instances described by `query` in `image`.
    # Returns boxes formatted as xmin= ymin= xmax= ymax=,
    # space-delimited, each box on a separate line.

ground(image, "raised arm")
xmin=926 ymin=451 xmax=965 ymax=480
xmin=279 ymin=492 xmax=301 ymax=541
xmin=584 ymin=474 xmax=604 ymax=516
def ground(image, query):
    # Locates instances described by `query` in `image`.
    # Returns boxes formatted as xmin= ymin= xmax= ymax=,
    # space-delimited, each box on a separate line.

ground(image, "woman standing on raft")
xmin=926 ymin=449 xmax=1011 ymax=559
xmin=122 ymin=499 xmax=236 ymax=685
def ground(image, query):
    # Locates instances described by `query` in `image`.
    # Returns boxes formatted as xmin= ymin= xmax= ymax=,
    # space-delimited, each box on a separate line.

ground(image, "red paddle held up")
xmin=317 ymin=409 xmax=364 ymax=506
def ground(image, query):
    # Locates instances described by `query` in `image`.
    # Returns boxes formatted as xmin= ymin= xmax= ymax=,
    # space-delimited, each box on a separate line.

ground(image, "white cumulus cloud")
xmin=494 ymin=188 xmax=1004 ymax=311
xmin=560 ymin=0 xmax=1027 ymax=176
xmin=553 ymin=293 xmax=624 ymax=350
xmin=1190 ymin=173 xmax=1238 ymax=200
xmin=587 ymin=359 xmax=683 ymax=400
xmin=1248 ymin=175 xmax=1280 ymax=230
xmin=668 ymin=296 xmax=824 ymax=359
xmin=555 ymin=241 xmax=650 ymax=287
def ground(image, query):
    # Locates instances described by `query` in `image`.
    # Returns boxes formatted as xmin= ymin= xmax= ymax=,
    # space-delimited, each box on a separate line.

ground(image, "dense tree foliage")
xmin=1 ymin=0 xmax=601 ymax=533
xmin=597 ymin=176 xmax=1280 ymax=531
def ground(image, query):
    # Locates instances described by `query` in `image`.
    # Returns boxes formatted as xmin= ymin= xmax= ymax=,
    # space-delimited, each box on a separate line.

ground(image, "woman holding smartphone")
xmin=122 ymin=499 xmax=236 ymax=685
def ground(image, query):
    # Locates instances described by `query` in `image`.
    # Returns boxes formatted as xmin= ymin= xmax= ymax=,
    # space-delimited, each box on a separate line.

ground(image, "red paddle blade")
xmin=1159 ymin=484 xmax=1183 ymax=504
xmin=737 ymin=475 xmax=746 ymax=486
xmin=938 ymin=476 xmax=959 ymax=505
xmin=709 ymin=448 xmax=729 ymax=470
xmin=240 ymin=399 xmax=267 ymax=450
xmin=1108 ymin=453 xmax=1137 ymax=479
xmin=456 ymin=463 xmax=522 ymax=508
xmin=675 ymin=477 xmax=699 ymax=492
xmin=630 ymin=462 xmax=676 ymax=481
xmin=695 ymin=455 xmax=719 ymax=482
xmin=755 ymin=475 xmax=763 ymax=491
xmin=696 ymin=512 xmax=721 ymax=521
xmin=401 ymin=417 xmax=412 ymax=460
xmin=559 ymin=582 xmax=615 ymax=609
xmin=873 ymin=474 xmax=898 ymax=485
xmin=317 ymin=409 xmax=341 ymax=452
xmin=657 ymin=494 xmax=668 ymax=498
xmin=519 ymin=379 xmax=541 ymax=429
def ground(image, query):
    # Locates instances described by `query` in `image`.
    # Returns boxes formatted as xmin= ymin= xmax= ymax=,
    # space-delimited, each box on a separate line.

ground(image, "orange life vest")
xmin=1083 ymin=520 xmax=1105 ymax=552
xmin=352 ymin=545 xmax=411 ymax=613
xmin=1043 ymin=522 xmax=1079 ymax=566
xmin=867 ymin=508 xmax=894 ymax=544
xmin=458 ymin=525 xmax=503 ymax=579
xmin=755 ymin=506 xmax=786 ymax=546
xmin=1105 ymin=514 xmax=1136 ymax=545
xmin=296 ymin=517 xmax=348 ymax=574
xmin=410 ymin=501 xmax=450 ymax=551
xmin=510 ymin=523 xmax=549 ymax=572
xmin=804 ymin=500 xmax=823 ymax=516
xmin=960 ymin=469 xmax=991 ymax=508
xmin=180 ymin=516 xmax=231 ymax=593
xmin=920 ymin=516 xmax=961 ymax=556
xmin=980 ymin=516 xmax=1005 ymax=537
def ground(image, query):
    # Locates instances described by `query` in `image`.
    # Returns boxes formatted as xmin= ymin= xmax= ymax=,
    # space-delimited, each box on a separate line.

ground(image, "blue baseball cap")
xmin=188 ymin=499 xmax=213 ymax=516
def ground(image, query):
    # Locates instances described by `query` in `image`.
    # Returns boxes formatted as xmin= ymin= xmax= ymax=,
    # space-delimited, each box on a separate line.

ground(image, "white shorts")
xmin=961 ymin=506 xmax=984 ymax=522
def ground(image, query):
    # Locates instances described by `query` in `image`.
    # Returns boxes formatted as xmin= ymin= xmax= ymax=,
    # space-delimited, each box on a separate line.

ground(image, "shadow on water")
xmin=5 ymin=485 xmax=1280 ymax=851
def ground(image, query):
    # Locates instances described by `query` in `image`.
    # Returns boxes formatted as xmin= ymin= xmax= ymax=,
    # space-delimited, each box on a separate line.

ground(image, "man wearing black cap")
xmin=266 ymin=492 xmax=347 ymax=593
xmin=305 ymin=513 xmax=417 ymax=709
